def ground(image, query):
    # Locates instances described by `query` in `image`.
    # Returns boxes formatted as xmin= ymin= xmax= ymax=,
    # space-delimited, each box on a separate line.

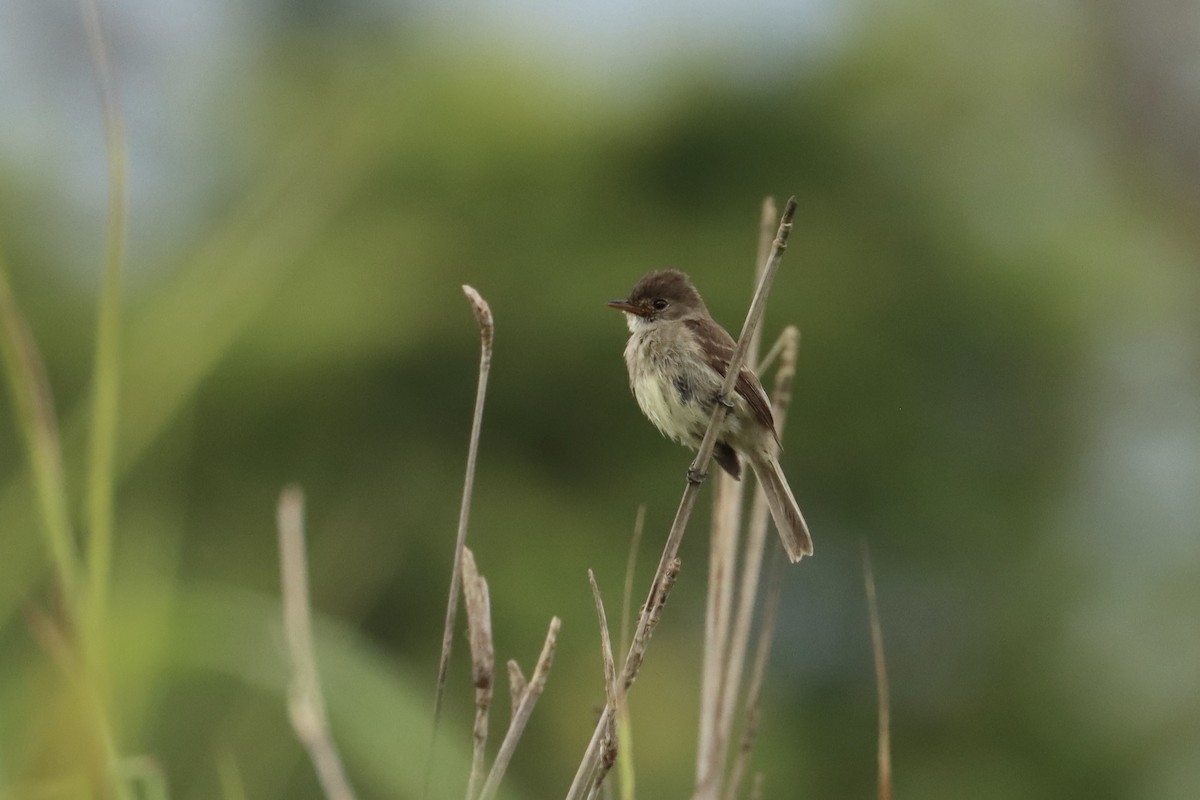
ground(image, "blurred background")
xmin=2 ymin=0 xmax=1199 ymax=797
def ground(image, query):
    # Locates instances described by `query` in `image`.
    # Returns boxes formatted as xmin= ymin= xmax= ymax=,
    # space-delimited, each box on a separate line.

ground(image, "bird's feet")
xmin=714 ymin=391 xmax=735 ymax=410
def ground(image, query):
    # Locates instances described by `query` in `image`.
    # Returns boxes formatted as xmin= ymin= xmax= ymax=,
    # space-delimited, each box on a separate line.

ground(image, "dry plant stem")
xmin=0 ymin=260 xmax=80 ymax=604
xmin=749 ymin=197 xmax=779 ymax=358
xmin=478 ymin=617 xmax=562 ymax=800
xmin=506 ymin=661 xmax=527 ymax=719
xmin=566 ymin=560 xmax=679 ymax=800
xmin=753 ymin=331 xmax=790 ymax=377
xmin=277 ymin=486 xmax=358 ymax=800
xmin=461 ymin=548 xmax=495 ymax=800
xmin=617 ymin=505 xmax=646 ymax=661
xmin=723 ymin=551 xmax=784 ymax=800
xmin=685 ymin=194 xmax=797 ymax=484
xmin=587 ymin=571 xmax=620 ymax=793
xmin=568 ymin=198 xmax=798 ymax=799
xmin=427 ymin=286 xmax=494 ymax=795
xmin=712 ymin=326 xmax=800 ymax=795
xmin=863 ymin=546 xmax=894 ymax=800
xmin=697 ymin=473 xmax=739 ymax=796
xmin=615 ymin=506 xmax=644 ymax=800
xmin=696 ymin=197 xmax=778 ymax=795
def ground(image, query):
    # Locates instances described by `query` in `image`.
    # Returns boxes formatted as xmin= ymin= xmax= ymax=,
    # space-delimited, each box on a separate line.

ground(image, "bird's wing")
xmin=683 ymin=317 xmax=777 ymax=441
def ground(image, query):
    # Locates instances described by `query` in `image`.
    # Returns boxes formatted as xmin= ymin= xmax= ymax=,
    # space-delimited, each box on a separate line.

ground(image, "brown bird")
xmin=609 ymin=269 xmax=813 ymax=561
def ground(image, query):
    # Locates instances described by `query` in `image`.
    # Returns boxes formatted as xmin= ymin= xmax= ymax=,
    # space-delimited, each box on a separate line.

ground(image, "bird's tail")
xmin=747 ymin=452 xmax=813 ymax=562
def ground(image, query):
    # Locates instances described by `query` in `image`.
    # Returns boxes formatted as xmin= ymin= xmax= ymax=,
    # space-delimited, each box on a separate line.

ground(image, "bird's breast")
xmin=624 ymin=328 xmax=724 ymax=448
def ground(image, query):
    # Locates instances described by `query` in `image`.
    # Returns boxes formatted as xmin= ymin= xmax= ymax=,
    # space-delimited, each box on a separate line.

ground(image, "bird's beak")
xmin=607 ymin=299 xmax=645 ymax=316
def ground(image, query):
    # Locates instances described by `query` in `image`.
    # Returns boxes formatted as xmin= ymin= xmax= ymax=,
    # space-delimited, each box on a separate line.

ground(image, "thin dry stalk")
xmin=461 ymin=548 xmax=495 ymax=800
xmin=617 ymin=505 xmax=646 ymax=661
xmin=723 ymin=551 xmax=784 ymax=800
xmin=277 ymin=486 xmax=358 ymax=800
xmin=587 ymin=571 xmax=620 ymax=793
xmin=749 ymin=198 xmax=779 ymax=353
xmin=427 ymin=286 xmax=494 ymax=796
xmin=641 ymin=559 xmax=680 ymax=656
xmin=754 ymin=330 xmax=790 ymax=376
xmin=697 ymin=476 xmax=739 ymax=794
xmin=712 ymin=326 xmax=801 ymax=796
xmin=567 ymin=198 xmax=799 ymax=800
xmin=506 ymin=661 xmax=527 ymax=719
xmin=696 ymin=198 xmax=778 ymax=797
xmin=478 ymin=617 xmax=562 ymax=800
xmin=615 ymin=506 xmax=645 ymax=800
xmin=568 ymin=559 xmax=680 ymax=800
xmin=863 ymin=546 xmax=894 ymax=800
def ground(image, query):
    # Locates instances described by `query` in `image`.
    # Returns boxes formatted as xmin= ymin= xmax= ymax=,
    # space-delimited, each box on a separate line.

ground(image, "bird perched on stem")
xmin=608 ymin=269 xmax=813 ymax=562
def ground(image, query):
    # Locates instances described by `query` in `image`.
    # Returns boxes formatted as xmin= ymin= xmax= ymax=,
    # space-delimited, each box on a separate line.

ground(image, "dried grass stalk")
xmin=568 ymin=194 xmax=801 ymax=800
xmin=478 ymin=617 xmax=562 ymax=800
xmin=277 ymin=486 xmax=358 ymax=800
xmin=587 ymin=571 xmax=620 ymax=793
xmin=426 ymin=286 xmax=494 ymax=796
xmin=506 ymin=660 xmax=527 ymax=720
xmin=863 ymin=546 xmax=894 ymax=800
xmin=723 ymin=551 xmax=784 ymax=800
xmin=461 ymin=547 xmax=495 ymax=800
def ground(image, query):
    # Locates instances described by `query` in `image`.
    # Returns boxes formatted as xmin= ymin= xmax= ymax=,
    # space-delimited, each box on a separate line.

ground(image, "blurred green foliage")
xmin=2 ymin=1 xmax=1199 ymax=798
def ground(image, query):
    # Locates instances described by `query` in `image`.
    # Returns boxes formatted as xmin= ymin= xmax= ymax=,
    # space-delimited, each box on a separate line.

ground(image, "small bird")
xmin=608 ymin=269 xmax=813 ymax=562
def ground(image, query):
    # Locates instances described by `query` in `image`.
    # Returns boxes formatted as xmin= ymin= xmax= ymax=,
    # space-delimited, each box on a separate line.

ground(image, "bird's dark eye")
xmin=652 ymin=299 xmax=668 ymax=311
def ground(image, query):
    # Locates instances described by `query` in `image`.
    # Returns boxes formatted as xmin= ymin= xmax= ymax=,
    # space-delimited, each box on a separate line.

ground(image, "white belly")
xmin=623 ymin=325 xmax=756 ymax=451
xmin=630 ymin=365 xmax=714 ymax=448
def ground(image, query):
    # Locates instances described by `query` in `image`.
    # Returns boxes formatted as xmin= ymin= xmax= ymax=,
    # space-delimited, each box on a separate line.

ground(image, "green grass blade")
xmin=80 ymin=0 xmax=128 ymax=636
